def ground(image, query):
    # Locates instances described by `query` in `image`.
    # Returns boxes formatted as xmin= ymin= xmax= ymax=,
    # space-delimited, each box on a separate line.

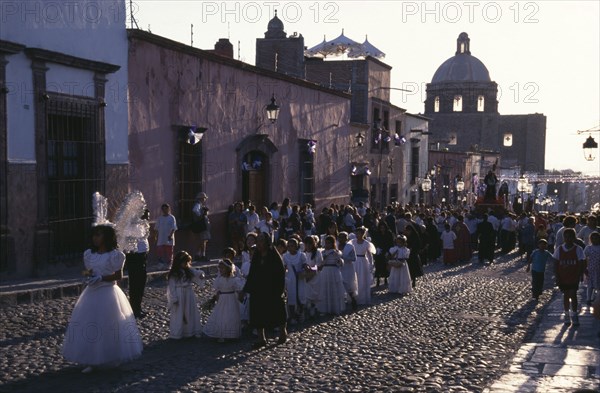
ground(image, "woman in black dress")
xmin=404 ymin=224 xmax=424 ymax=288
xmin=371 ymin=221 xmax=394 ymax=286
xmin=241 ymin=232 xmax=288 ymax=348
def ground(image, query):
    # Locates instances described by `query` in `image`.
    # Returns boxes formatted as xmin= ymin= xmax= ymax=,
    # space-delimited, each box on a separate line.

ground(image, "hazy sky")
xmin=134 ymin=0 xmax=600 ymax=175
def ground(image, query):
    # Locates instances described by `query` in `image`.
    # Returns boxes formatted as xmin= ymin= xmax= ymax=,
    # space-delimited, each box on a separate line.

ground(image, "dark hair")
xmin=167 ymin=251 xmax=194 ymax=281
xmin=91 ymin=225 xmax=118 ymax=252
xmin=325 ymin=235 xmax=337 ymax=249
xmin=218 ymin=259 xmax=234 ymax=277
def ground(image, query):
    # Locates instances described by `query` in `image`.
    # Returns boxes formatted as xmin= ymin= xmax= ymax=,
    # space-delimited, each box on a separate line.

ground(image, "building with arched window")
xmin=425 ymin=33 xmax=546 ymax=174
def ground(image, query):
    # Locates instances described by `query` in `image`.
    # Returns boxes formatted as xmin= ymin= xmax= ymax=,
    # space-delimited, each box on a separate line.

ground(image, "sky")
xmin=133 ymin=0 xmax=600 ymax=175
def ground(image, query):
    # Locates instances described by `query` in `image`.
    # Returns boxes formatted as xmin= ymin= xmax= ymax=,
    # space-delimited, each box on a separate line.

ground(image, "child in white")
xmin=350 ymin=227 xmax=376 ymax=305
xmin=166 ymin=251 xmax=205 ymax=339
xmin=303 ymin=235 xmax=322 ymax=318
xmin=62 ymin=225 xmax=142 ymax=373
xmin=338 ymin=231 xmax=358 ymax=311
xmin=283 ymin=238 xmax=308 ymax=322
xmin=239 ymin=233 xmax=256 ymax=325
xmin=316 ymin=235 xmax=347 ymax=315
xmin=204 ymin=260 xmax=245 ymax=341
xmin=388 ymin=235 xmax=413 ymax=295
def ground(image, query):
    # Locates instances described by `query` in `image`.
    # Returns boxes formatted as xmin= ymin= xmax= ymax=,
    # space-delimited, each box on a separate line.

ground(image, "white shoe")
xmin=81 ymin=366 xmax=93 ymax=374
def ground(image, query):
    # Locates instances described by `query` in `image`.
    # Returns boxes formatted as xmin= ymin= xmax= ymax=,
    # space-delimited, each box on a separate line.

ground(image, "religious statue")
xmin=483 ymin=170 xmax=498 ymax=202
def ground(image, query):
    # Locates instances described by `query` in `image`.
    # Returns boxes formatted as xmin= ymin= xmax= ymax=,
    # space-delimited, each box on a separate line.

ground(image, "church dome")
xmin=265 ymin=10 xmax=286 ymax=39
xmin=431 ymin=33 xmax=491 ymax=83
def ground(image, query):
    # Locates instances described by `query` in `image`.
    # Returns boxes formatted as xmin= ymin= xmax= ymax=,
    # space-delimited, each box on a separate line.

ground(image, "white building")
xmin=0 ymin=0 xmax=129 ymax=277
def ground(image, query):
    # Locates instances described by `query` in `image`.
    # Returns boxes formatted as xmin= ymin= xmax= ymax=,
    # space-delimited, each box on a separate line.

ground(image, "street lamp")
xmin=265 ymin=94 xmax=280 ymax=123
xmin=456 ymin=179 xmax=465 ymax=206
xmin=421 ymin=177 xmax=432 ymax=206
xmin=583 ymin=135 xmax=598 ymax=161
xmin=355 ymin=132 xmax=365 ymax=147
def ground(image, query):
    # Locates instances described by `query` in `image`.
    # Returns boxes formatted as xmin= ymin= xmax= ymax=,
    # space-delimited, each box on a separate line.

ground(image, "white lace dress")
xmin=316 ymin=249 xmax=347 ymax=315
xmin=62 ymin=249 xmax=143 ymax=366
xmin=167 ymin=269 xmax=205 ymax=339
xmin=340 ymin=243 xmax=358 ymax=297
xmin=283 ymin=251 xmax=308 ymax=307
xmin=204 ymin=276 xmax=245 ymax=339
xmin=388 ymin=246 xmax=413 ymax=294
xmin=350 ymin=239 xmax=375 ymax=305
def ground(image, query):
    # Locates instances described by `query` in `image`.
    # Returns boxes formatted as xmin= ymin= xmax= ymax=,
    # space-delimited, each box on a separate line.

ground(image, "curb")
xmin=0 ymin=263 xmax=220 ymax=307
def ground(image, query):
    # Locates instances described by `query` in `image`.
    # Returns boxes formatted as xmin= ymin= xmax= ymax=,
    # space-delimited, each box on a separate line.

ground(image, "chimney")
xmin=212 ymin=38 xmax=234 ymax=58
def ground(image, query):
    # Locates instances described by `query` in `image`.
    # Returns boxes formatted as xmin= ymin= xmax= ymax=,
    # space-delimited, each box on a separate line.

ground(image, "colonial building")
xmin=424 ymin=32 xmax=546 ymax=174
xmin=1 ymin=1 xmax=129 ymax=277
xmin=256 ymin=16 xmax=430 ymax=208
xmin=127 ymin=29 xmax=352 ymax=256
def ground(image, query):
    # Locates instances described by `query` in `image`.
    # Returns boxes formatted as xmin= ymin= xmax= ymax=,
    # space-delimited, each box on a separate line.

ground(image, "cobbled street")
xmin=0 ymin=251 xmax=552 ymax=393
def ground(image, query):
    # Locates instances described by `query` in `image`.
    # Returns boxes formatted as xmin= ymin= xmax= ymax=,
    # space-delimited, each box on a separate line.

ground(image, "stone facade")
xmin=127 ymin=29 xmax=352 ymax=257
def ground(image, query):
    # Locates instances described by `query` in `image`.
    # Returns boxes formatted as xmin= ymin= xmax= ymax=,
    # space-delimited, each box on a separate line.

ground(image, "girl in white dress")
xmin=350 ymin=227 xmax=376 ymax=305
xmin=283 ymin=238 xmax=308 ymax=323
xmin=387 ymin=235 xmax=413 ymax=295
xmin=166 ymin=251 xmax=205 ymax=339
xmin=303 ymin=235 xmax=322 ymax=318
xmin=316 ymin=235 xmax=347 ymax=315
xmin=239 ymin=233 xmax=256 ymax=326
xmin=204 ymin=260 xmax=245 ymax=341
xmin=338 ymin=232 xmax=358 ymax=311
xmin=62 ymin=225 xmax=143 ymax=373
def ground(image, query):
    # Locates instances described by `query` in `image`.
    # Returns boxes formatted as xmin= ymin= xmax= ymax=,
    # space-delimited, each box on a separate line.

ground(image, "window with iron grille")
xmin=299 ymin=140 xmax=315 ymax=206
xmin=178 ymin=139 xmax=203 ymax=225
xmin=46 ymin=96 xmax=102 ymax=264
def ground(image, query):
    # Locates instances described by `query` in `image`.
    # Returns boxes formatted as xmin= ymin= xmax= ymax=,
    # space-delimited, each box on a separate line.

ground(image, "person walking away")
xmin=477 ymin=214 xmax=496 ymax=264
xmin=520 ymin=217 xmax=537 ymax=262
xmin=553 ymin=228 xmax=585 ymax=326
xmin=526 ymin=239 xmax=553 ymax=300
xmin=156 ymin=203 xmax=177 ymax=268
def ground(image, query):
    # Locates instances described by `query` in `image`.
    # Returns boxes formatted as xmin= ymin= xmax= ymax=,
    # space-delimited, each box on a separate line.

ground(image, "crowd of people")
xmin=61 ymin=192 xmax=600 ymax=373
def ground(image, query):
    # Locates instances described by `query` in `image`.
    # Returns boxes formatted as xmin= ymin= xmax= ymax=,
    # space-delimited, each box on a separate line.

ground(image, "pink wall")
xmin=128 ymin=31 xmax=352 ymax=256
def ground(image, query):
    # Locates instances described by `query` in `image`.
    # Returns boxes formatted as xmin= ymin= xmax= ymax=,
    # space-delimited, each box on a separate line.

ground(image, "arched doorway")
xmin=236 ymin=134 xmax=278 ymax=210
xmin=242 ymin=151 xmax=268 ymax=209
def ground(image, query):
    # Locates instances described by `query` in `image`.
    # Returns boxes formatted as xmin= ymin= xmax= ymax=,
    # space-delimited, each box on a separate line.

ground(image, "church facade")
xmin=424 ymin=33 xmax=546 ymax=175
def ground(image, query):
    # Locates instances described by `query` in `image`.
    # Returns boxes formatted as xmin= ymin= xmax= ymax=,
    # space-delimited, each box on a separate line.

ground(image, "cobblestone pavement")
xmin=0 ymin=251 xmax=562 ymax=392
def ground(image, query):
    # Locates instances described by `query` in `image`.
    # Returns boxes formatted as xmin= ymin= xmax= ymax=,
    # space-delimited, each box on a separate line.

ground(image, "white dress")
xmin=283 ymin=251 xmax=308 ymax=307
xmin=316 ymin=249 xmax=347 ymax=315
xmin=239 ymin=253 xmax=252 ymax=322
xmin=204 ymin=276 xmax=245 ymax=339
xmin=350 ymin=239 xmax=376 ymax=305
xmin=167 ymin=269 xmax=205 ymax=339
xmin=63 ymin=249 xmax=143 ymax=366
xmin=340 ymin=243 xmax=358 ymax=297
xmin=304 ymin=249 xmax=323 ymax=304
xmin=388 ymin=246 xmax=413 ymax=294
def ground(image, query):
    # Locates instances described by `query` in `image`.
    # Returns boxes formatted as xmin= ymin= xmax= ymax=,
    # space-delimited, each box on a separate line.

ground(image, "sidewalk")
xmin=485 ymin=288 xmax=600 ymax=392
xmin=0 ymin=259 xmax=220 ymax=306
